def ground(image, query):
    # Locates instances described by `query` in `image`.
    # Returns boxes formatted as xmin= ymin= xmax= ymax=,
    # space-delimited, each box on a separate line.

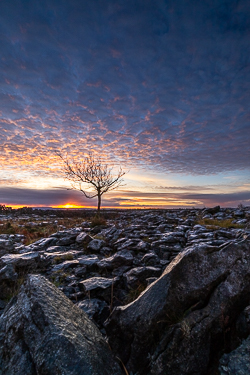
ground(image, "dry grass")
xmin=53 ymin=253 xmax=74 ymax=264
xmin=49 ymin=270 xmax=70 ymax=287
xmin=196 ymin=218 xmax=245 ymax=229
xmin=90 ymin=215 xmax=107 ymax=227
xmin=3 ymin=275 xmax=26 ymax=302
xmin=0 ymin=217 xmax=85 ymax=245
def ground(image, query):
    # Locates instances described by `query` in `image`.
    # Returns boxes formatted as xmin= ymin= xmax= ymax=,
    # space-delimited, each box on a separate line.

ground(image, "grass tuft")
xmin=125 ymin=283 xmax=146 ymax=304
xmin=196 ymin=218 xmax=244 ymax=229
xmin=3 ymin=276 xmax=26 ymax=303
xmin=49 ymin=270 xmax=70 ymax=287
xmin=53 ymin=253 xmax=74 ymax=264
xmin=90 ymin=215 xmax=107 ymax=227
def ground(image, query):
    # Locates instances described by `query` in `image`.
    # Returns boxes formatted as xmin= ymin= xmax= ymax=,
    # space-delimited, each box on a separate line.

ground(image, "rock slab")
xmin=106 ymin=236 xmax=250 ymax=375
xmin=219 ymin=336 xmax=250 ymax=375
xmin=0 ymin=274 xmax=122 ymax=375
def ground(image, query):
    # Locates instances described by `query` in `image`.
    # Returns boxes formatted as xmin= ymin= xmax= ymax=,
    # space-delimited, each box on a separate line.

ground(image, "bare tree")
xmin=58 ymin=152 xmax=126 ymax=213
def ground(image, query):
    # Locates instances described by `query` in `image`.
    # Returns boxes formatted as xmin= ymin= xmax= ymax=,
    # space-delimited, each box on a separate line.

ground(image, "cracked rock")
xmin=0 ymin=274 xmax=122 ymax=375
xmin=106 ymin=236 xmax=250 ymax=375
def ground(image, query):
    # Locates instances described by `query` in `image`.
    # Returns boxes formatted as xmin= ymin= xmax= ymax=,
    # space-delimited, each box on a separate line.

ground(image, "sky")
xmin=0 ymin=0 xmax=250 ymax=209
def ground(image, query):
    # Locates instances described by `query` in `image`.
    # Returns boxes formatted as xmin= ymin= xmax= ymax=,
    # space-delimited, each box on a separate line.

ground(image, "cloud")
xmin=155 ymin=185 xmax=216 ymax=191
xmin=0 ymin=187 xmax=249 ymax=208
xmin=0 ymin=187 xmax=88 ymax=207
xmin=0 ymin=0 xmax=249 ymax=178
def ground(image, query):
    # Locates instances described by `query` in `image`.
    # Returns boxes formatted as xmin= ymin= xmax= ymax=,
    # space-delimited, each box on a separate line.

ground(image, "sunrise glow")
xmin=54 ymin=204 xmax=86 ymax=209
xmin=0 ymin=1 xmax=249 ymax=209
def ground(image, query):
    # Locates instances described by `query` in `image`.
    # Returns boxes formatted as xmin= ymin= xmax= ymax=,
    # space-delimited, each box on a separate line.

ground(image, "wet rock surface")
xmin=0 ymin=207 xmax=250 ymax=374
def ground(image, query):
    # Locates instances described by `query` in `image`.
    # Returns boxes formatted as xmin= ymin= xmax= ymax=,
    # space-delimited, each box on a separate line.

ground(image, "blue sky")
xmin=0 ymin=0 xmax=249 ymax=208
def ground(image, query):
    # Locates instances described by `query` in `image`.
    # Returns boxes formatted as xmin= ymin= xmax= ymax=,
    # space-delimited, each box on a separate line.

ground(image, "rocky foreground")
xmin=0 ymin=207 xmax=250 ymax=374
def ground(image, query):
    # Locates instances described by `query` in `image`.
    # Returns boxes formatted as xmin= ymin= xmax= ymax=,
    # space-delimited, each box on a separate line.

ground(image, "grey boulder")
xmin=56 ymin=234 xmax=77 ymax=246
xmin=87 ymin=239 xmax=105 ymax=252
xmin=97 ymin=250 xmax=133 ymax=270
xmin=219 ymin=336 xmax=250 ymax=375
xmin=106 ymin=236 xmax=250 ymax=375
xmin=78 ymin=254 xmax=99 ymax=267
xmin=0 ymin=274 xmax=122 ymax=375
xmin=0 ymin=264 xmax=18 ymax=282
xmin=79 ymin=277 xmax=116 ymax=303
xmin=124 ymin=266 xmax=162 ymax=289
xmin=76 ymin=232 xmax=93 ymax=244
xmin=1 ymin=252 xmax=42 ymax=269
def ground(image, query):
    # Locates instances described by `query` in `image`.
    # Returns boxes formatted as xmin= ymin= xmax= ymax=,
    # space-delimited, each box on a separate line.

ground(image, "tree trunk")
xmin=97 ymin=193 xmax=101 ymax=214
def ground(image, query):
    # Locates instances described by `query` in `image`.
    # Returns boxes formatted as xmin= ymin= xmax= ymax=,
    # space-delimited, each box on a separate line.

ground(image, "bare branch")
xmin=57 ymin=152 xmax=127 ymax=212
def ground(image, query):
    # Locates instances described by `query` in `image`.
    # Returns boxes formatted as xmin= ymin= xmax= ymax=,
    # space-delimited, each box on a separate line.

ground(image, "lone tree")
xmin=58 ymin=152 xmax=126 ymax=213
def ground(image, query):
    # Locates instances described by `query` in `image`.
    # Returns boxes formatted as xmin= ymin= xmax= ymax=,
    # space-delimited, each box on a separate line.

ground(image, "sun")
xmin=54 ymin=203 xmax=85 ymax=209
